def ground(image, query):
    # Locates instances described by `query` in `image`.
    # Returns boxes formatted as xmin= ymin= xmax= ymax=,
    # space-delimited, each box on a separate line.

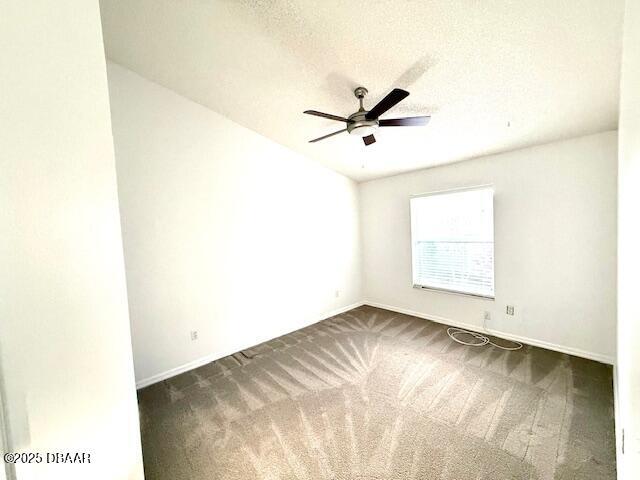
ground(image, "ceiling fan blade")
xmin=308 ymin=128 xmax=348 ymax=143
xmin=304 ymin=110 xmax=351 ymax=123
xmin=365 ymin=88 xmax=409 ymax=120
xmin=362 ymin=134 xmax=376 ymax=146
xmin=379 ymin=116 xmax=431 ymax=127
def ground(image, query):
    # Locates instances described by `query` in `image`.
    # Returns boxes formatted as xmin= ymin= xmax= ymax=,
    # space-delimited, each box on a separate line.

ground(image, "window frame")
xmin=409 ymin=184 xmax=496 ymax=300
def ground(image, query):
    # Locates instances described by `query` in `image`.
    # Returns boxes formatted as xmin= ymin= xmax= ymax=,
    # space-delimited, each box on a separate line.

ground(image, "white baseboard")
xmin=136 ymin=299 xmax=614 ymax=389
xmin=363 ymin=301 xmax=615 ymax=365
xmin=135 ymin=301 xmax=365 ymax=389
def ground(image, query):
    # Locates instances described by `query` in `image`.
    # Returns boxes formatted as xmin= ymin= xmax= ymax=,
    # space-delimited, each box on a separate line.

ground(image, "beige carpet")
xmin=137 ymin=306 xmax=616 ymax=479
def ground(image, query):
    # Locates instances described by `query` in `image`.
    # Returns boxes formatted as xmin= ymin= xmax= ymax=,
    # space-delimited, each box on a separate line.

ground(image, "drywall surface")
xmin=107 ymin=62 xmax=362 ymax=386
xmin=0 ymin=2 xmax=143 ymax=479
xmin=360 ymin=132 xmax=617 ymax=363
xmin=617 ymin=0 xmax=640 ymax=476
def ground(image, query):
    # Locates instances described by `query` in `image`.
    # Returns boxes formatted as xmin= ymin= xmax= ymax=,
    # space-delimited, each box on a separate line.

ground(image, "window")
xmin=410 ymin=186 xmax=494 ymax=298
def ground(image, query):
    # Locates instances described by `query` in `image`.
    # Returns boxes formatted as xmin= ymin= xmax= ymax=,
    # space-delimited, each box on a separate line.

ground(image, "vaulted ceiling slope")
xmin=100 ymin=0 xmax=623 ymax=181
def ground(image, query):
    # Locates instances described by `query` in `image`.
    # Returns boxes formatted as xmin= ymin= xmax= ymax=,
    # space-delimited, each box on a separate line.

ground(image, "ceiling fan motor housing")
xmin=347 ymin=111 xmax=378 ymax=137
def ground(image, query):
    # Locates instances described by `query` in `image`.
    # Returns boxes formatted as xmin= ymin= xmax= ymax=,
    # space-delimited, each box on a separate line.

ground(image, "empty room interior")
xmin=2 ymin=1 xmax=640 ymax=479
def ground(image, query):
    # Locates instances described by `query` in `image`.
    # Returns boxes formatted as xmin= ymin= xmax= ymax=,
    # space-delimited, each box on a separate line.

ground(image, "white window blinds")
xmin=410 ymin=187 xmax=494 ymax=298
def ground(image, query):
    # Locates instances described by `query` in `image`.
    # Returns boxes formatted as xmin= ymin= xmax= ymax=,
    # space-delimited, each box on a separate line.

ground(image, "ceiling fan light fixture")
xmin=348 ymin=123 xmax=378 ymax=137
xmin=346 ymin=111 xmax=378 ymax=137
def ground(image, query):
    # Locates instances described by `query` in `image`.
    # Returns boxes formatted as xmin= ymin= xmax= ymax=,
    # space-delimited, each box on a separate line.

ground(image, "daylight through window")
xmin=410 ymin=187 xmax=494 ymax=298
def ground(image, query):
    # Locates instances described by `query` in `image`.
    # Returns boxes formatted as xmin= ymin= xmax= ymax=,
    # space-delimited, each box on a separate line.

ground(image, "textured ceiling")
xmin=100 ymin=0 xmax=624 ymax=181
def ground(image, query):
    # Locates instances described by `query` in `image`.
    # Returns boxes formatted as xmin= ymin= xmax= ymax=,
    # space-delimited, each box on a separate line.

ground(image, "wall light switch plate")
xmin=190 ymin=330 xmax=198 ymax=341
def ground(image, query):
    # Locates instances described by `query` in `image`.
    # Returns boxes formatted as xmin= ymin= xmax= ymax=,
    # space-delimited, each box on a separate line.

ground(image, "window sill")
xmin=413 ymin=284 xmax=495 ymax=300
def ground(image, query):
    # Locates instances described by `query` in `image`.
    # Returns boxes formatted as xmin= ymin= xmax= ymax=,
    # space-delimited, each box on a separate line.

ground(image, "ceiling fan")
xmin=304 ymin=86 xmax=430 ymax=146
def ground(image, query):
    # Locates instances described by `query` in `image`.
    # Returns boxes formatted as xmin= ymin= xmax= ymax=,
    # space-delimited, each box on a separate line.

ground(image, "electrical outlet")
xmin=190 ymin=330 xmax=198 ymax=341
xmin=483 ymin=311 xmax=491 ymax=321
xmin=506 ymin=305 xmax=515 ymax=315
xmin=335 ymin=289 xmax=340 ymax=298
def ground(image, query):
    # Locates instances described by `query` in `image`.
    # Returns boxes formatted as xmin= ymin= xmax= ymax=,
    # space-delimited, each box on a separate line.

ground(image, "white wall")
xmin=360 ymin=132 xmax=617 ymax=363
xmin=617 ymin=0 xmax=640 ymax=476
xmin=0 ymin=2 xmax=143 ymax=480
xmin=106 ymin=63 xmax=362 ymax=387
